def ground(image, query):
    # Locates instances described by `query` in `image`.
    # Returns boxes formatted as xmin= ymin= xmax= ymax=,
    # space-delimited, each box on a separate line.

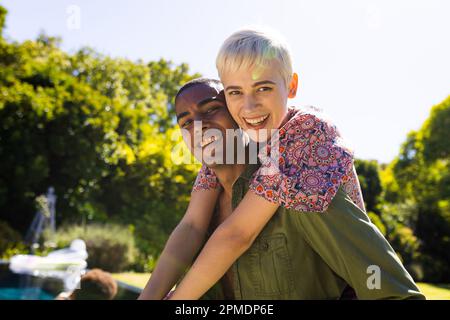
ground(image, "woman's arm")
xmin=169 ymin=190 xmax=279 ymax=300
xmin=138 ymin=188 xmax=220 ymax=300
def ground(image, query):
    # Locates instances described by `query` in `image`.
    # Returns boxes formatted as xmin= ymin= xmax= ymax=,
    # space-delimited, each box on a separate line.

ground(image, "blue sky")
xmin=2 ymin=0 xmax=449 ymax=163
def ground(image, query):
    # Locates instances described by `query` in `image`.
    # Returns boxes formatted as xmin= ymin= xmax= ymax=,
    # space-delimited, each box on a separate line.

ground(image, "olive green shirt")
xmin=202 ymin=163 xmax=425 ymax=300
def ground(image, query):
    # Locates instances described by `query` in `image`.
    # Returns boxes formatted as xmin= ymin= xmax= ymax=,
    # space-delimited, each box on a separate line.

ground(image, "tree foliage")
xmin=354 ymin=159 xmax=382 ymax=213
xmin=0 ymin=7 xmax=200 ymax=258
xmin=380 ymin=96 xmax=450 ymax=281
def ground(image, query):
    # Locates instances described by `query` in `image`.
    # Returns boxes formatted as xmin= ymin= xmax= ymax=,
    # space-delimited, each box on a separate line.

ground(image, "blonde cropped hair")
xmin=216 ymin=27 xmax=293 ymax=88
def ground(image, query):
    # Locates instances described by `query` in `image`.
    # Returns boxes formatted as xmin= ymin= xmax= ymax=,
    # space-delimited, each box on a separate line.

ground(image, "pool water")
xmin=0 ymin=287 xmax=55 ymax=300
xmin=0 ymin=262 xmax=64 ymax=300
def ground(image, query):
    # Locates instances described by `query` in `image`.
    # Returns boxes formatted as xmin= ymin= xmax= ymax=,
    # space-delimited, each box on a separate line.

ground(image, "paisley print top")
xmin=192 ymin=107 xmax=365 ymax=213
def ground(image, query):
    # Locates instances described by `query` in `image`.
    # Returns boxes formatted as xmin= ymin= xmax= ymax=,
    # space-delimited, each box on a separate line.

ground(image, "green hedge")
xmin=47 ymin=224 xmax=138 ymax=272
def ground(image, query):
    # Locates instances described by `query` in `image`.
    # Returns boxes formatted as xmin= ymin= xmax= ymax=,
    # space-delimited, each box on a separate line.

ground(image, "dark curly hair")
xmin=70 ymin=268 xmax=118 ymax=300
xmin=175 ymin=77 xmax=223 ymax=104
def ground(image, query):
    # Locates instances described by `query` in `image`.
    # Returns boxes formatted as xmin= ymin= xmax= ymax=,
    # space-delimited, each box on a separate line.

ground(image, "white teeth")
xmin=244 ymin=114 xmax=269 ymax=125
xmin=201 ymin=136 xmax=216 ymax=148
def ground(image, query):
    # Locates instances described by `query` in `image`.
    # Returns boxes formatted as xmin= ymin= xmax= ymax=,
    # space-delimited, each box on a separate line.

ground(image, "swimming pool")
xmin=0 ymin=261 xmax=140 ymax=300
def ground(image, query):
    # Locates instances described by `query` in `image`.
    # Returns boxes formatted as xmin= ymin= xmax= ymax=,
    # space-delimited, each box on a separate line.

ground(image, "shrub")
xmin=0 ymin=242 xmax=30 ymax=260
xmin=130 ymin=253 xmax=157 ymax=273
xmin=416 ymin=254 xmax=449 ymax=283
xmin=388 ymin=224 xmax=421 ymax=266
xmin=379 ymin=201 xmax=422 ymax=267
xmin=367 ymin=212 xmax=386 ymax=236
xmin=48 ymin=224 xmax=138 ymax=272
xmin=0 ymin=220 xmax=24 ymax=257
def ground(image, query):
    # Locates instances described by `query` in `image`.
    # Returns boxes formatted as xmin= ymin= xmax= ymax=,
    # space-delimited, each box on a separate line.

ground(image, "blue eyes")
xmin=227 ymin=87 xmax=272 ymax=96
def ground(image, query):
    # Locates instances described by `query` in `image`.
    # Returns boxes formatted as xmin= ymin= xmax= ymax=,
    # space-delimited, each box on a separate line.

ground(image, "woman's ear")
xmin=288 ymin=73 xmax=298 ymax=98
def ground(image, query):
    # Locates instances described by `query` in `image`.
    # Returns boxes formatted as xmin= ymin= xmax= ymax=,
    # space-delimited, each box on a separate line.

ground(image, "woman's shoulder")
xmin=274 ymin=105 xmax=354 ymax=167
xmin=250 ymin=106 xmax=356 ymax=212
xmin=281 ymin=106 xmax=344 ymax=142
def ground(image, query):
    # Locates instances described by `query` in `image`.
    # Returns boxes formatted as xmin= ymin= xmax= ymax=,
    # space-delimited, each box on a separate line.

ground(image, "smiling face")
xmin=220 ymin=60 xmax=298 ymax=142
xmin=175 ymin=83 xmax=239 ymax=167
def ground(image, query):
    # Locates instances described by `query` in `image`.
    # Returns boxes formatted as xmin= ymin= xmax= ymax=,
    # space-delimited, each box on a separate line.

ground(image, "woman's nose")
xmin=242 ymin=94 xmax=258 ymax=112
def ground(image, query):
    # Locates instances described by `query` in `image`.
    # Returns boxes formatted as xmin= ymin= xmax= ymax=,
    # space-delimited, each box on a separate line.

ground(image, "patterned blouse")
xmin=192 ymin=107 xmax=365 ymax=213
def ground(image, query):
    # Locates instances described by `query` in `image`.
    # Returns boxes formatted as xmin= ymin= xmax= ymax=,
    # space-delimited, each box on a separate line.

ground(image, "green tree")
xmin=148 ymin=59 xmax=201 ymax=131
xmin=0 ymin=8 xmax=201 ymax=259
xmin=0 ymin=5 xmax=6 ymax=39
xmin=384 ymin=95 xmax=450 ymax=282
xmin=354 ymin=159 xmax=382 ymax=213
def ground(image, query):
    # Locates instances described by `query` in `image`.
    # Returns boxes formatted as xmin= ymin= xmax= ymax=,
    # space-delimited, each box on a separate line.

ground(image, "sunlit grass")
xmin=417 ymin=282 xmax=450 ymax=300
xmin=112 ymin=272 xmax=151 ymax=289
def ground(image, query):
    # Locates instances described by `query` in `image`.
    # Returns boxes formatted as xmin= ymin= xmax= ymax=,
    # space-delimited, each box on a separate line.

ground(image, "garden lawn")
xmin=416 ymin=283 xmax=450 ymax=300
xmin=112 ymin=272 xmax=151 ymax=289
